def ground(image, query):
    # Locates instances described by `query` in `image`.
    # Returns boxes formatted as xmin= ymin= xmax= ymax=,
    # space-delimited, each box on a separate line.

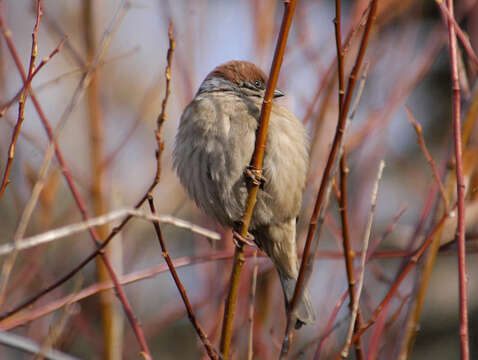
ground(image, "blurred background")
xmin=0 ymin=0 xmax=477 ymax=359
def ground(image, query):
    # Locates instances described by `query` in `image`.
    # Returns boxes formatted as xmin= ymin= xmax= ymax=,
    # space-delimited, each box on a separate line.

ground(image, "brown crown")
xmin=205 ymin=60 xmax=267 ymax=85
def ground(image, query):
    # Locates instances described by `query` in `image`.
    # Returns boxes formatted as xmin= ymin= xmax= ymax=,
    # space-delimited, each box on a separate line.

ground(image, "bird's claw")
xmin=244 ymin=166 xmax=266 ymax=190
xmin=232 ymin=230 xmax=256 ymax=248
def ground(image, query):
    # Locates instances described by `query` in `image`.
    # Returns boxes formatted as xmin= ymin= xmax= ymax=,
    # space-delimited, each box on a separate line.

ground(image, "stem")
xmin=281 ymin=0 xmax=378 ymax=355
xmin=335 ymin=0 xmax=364 ymax=357
xmin=446 ymin=0 xmax=469 ymax=358
xmin=148 ymin=197 xmax=218 ymax=359
xmin=219 ymin=1 xmax=298 ymax=358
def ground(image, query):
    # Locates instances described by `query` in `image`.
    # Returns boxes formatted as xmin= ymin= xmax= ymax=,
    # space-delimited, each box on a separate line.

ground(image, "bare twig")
xmin=0 ymin=245 xmax=410 ymax=329
xmin=0 ymin=2 xmax=153 ymax=357
xmin=400 ymin=59 xmax=478 ymax=360
xmin=0 ymin=252 xmax=237 ymax=330
xmin=405 ymin=106 xmax=449 ymax=211
xmin=340 ymin=160 xmax=385 ymax=359
xmin=435 ymin=0 xmax=478 ymax=71
xmin=348 ymin=207 xmax=454 ymax=347
xmin=0 ymin=331 xmax=79 ymax=360
xmin=0 ymin=36 xmax=66 ymax=118
xmin=0 ymin=209 xmax=219 ymax=257
xmin=34 ymin=278 xmax=82 ymax=360
xmin=281 ymin=1 xmax=378 ymax=355
xmin=219 ymin=1 xmax=298 ymax=358
xmin=0 ymin=0 xmax=43 ymax=301
xmin=335 ymin=0 xmax=364 ymax=357
xmin=148 ymin=197 xmax=219 ymax=359
xmin=141 ymin=19 xmax=218 ymax=359
xmin=444 ymin=1 xmax=469 ymax=358
xmin=82 ymin=2 xmax=117 ymax=356
xmin=0 ymin=0 xmax=42 ymax=198
xmin=313 ymin=205 xmax=408 ymax=359
xmin=247 ymin=250 xmax=259 ymax=360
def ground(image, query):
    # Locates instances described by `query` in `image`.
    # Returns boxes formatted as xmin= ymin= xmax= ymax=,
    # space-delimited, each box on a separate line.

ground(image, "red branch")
xmin=349 ymin=208 xmax=453 ymax=347
xmin=281 ymin=0 xmax=378 ymax=355
xmin=444 ymin=0 xmax=469 ymax=358
xmin=0 ymin=5 xmax=152 ymax=358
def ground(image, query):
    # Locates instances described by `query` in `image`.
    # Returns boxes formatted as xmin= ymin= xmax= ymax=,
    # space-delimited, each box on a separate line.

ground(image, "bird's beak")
xmin=274 ymin=88 xmax=285 ymax=98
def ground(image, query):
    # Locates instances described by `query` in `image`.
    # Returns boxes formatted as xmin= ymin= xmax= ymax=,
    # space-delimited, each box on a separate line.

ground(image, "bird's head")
xmin=198 ymin=60 xmax=284 ymax=99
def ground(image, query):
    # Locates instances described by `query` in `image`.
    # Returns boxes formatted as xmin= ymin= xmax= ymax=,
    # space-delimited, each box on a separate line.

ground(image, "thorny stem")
xmin=219 ymin=1 xmax=298 ymax=358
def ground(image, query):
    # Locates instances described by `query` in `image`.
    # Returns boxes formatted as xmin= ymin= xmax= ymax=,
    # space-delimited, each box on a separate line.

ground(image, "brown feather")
xmin=206 ymin=60 xmax=267 ymax=85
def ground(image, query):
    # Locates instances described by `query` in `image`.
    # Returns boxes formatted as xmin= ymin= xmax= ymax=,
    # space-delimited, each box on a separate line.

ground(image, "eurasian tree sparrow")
xmin=173 ymin=60 xmax=315 ymax=328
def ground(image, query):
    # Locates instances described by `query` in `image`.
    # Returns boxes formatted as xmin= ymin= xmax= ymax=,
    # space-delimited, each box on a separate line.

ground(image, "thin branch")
xmin=313 ymin=205 xmax=408 ymax=359
xmin=219 ymin=1 xmax=298 ymax=358
xmin=436 ymin=0 xmax=478 ymax=71
xmin=0 ymin=0 xmax=43 ymax=301
xmin=0 ymin=331 xmax=79 ymax=360
xmin=0 ymin=2 xmax=152 ymax=357
xmin=400 ymin=54 xmax=478 ymax=360
xmin=340 ymin=160 xmax=385 ymax=359
xmin=335 ymin=0 xmax=364 ymax=357
xmin=33 ymin=278 xmax=82 ymax=360
xmin=0 ymin=208 xmax=219 ymax=257
xmin=0 ymin=252 xmax=235 ymax=330
xmin=0 ymin=247 xmax=416 ymax=331
xmin=148 ymin=197 xmax=219 ymax=359
xmin=348 ymin=206 xmax=454 ymax=346
xmin=82 ymin=2 xmax=119 ymax=356
xmin=0 ymin=0 xmax=42 ymax=198
xmin=405 ymin=106 xmax=449 ymax=211
xmin=314 ymin=291 xmax=348 ymax=359
xmin=247 ymin=251 xmax=259 ymax=360
xmin=281 ymin=1 xmax=378 ymax=354
xmin=445 ymin=0 xmax=469 ymax=358
xmin=0 ymin=36 xmax=66 ymax=118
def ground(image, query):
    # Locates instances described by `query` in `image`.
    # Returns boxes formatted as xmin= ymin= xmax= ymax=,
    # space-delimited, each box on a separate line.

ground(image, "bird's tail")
xmin=253 ymin=219 xmax=316 ymax=329
xmin=279 ymin=273 xmax=316 ymax=329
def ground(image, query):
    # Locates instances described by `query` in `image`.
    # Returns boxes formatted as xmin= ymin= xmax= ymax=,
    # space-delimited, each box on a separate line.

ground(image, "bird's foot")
xmin=232 ymin=230 xmax=256 ymax=248
xmin=244 ymin=166 xmax=266 ymax=190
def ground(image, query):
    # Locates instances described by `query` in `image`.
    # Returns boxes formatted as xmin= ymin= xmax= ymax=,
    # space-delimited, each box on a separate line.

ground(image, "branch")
xmin=148 ymin=197 xmax=219 ymax=359
xmin=219 ymin=1 xmax=298 ymax=358
xmin=348 ymin=206 xmax=454 ymax=346
xmin=0 ymin=0 xmax=43 ymax=198
xmin=0 ymin=2 xmax=153 ymax=357
xmin=0 ymin=331 xmax=79 ymax=360
xmin=281 ymin=0 xmax=378 ymax=355
xmin=444 ymin=0 xmax=469 ymax=358
xmin=0 ymin=208 xmax=219 ymax=257
xmin=435 ymin=0 xmax=478 ymax=71
xmin=335 ymin=0 xmax=364 ymax=357
xmin=405 ymin=106 xmax=449 ymax=211
xmin=340 ymin=161 xmax=385 ymax=359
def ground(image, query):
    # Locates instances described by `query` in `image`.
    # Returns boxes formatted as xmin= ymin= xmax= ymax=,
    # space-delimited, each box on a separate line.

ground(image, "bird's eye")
xmin=254 ymin=80 xmax=262 ymax=88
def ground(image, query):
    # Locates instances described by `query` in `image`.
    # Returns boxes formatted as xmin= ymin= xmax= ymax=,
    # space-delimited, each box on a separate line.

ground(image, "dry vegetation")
xmin=0 ymin=0 xmax=477 ymax=359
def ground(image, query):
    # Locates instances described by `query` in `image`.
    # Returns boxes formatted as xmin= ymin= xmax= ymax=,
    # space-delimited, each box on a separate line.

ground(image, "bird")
xmin=173 ymin=60 xmax=315 ymax=328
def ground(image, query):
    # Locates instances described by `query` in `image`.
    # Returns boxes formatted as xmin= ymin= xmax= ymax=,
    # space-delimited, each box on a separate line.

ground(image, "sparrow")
xmin=173 ymin=60 xmax=315 ymax=328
